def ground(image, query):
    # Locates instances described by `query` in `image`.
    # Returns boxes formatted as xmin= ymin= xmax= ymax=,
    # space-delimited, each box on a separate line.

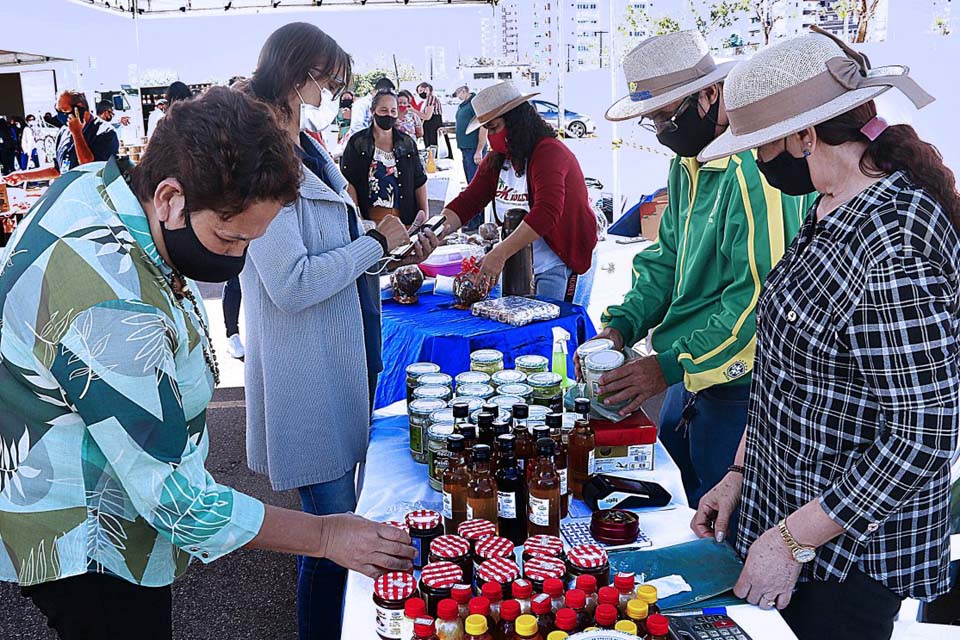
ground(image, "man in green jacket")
xmin=595 ymin=31 xmax=814 ymax=506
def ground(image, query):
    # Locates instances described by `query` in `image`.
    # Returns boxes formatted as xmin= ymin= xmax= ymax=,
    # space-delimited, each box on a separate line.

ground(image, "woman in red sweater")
xmin=440 ymin=82 xmax=598 ymax=303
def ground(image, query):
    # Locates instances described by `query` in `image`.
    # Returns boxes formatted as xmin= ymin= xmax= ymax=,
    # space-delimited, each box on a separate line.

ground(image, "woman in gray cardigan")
xmin=240 ymin=24 xmax=440 ymax=640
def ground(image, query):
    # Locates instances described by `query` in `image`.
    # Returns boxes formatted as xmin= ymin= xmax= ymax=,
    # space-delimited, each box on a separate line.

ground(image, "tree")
xmin=753 ymin=0 xmax=783 ymax=45
xmin=854 ymin=0 xmax=883 ymax=42
xmin=688 ymin=0 xmax=751 ymax=37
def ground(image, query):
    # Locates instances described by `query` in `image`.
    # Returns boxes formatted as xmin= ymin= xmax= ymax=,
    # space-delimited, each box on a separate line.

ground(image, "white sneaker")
xmin=226 ymin=334 xmax=245 ymax=360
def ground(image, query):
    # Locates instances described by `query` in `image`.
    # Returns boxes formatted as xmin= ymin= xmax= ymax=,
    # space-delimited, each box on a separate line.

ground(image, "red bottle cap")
xmin=575 ymin=574 xmax=598 ymax=594
xmin=437 ymin=599 xmax=459 ymax=621
xmin=480 ymin=581 xmax=503 ymax=603
xmin=647 ymin=613 xmax=670 ymax=636
xmin=555 ymin=608 xmax=578 ymax=631
xmin=531 ymin=593 xmax=552 ymax=615
xmin=469 ymin=596 xmax=491 ymax=616
xmin=500 ymin=599 xmax=522 ymax=622
xmin=543 ymin=578 xmax=565 ymax=598
xmin=512 ymin=579 xmax=533 ymax=599
xmin=404 ymin=597 xmax=427 ymax=618
xmin=614 ymin=572 xmax=636 ymax=591
xmin=451 ymin=584 xmax=473 ymax=604
xmin=598 ymin=586 xmax=619 ymax=607
xmin=414 ymin=617 xmax=436 ymax=638
xmin=595 ymin=603 xmax=618 ymax=627
xmin=564 ymin=588 xmax=586 ymax=609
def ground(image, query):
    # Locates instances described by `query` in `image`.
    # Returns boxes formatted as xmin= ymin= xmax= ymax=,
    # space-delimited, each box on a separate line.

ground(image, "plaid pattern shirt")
xmin=738 ymin=172 xmax=959 ymax=599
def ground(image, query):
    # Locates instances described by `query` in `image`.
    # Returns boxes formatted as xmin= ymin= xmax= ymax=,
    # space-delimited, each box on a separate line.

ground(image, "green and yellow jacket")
xmin=602 ymin=151 xmax=816 ymax=392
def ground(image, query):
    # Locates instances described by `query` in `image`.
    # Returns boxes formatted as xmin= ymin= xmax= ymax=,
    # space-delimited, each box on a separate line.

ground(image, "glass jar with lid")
xmin=374 ymin=571 xmax=419 ymax=640
xmin=427 ymin=423 xmax=456 ymax=491
xmin=526 ymin=405 xmax=550 ymax=426
xmin=515 ymin=354 xmax=549 ymax=376
xmin=419 ymin=561 xmax=464 ymax=618
xmin=418 ymin=372 xmax=454 ymax=391
xmin=472 ymin=535 xmax=516 ymax=576
xmin=522 ymin=555 xmax=567 ymax=594
xmin=430 ymin=407 xmax=456 ymax=427
xmin=415 ymin=384 xmax=453 ymax=403
xmin=456 ymin=518 xmax=497 ymax=555
xmin=527 ymin=373 xmax=564 ymax=411
xmin=409 ymin=398 xmax=448 ymax=464
xmin=405 ymin=510 xmax=444 ymax=570
xmin=491 ymin=396 xmax=525 ymax=415
xmin=491 ymin=369 xmax=527 ymax=389
xmin=407 ymin=362 xmax=441 ymax=404
xmin=575 ymin=338 xmax=615 ymax=365
xmin=470 ymin=349 xmax=505 ymax=375
xmin=565 ymin=543 xmax=611 ymax=589
xmin=458 ymin=383 xmax=496 ymax=401
xmin=456 ymin=371 xmax=493 ymax=389
xmin=522 ymin=535 xmax=565 ymax=564
xmin=496 ymin=383 xmax=533 ymax=401
xmin=583 ymin=350 xmax=627 ymax=412
xmin=475 ymin=557 xmax=521 ymax=599
xmin=428 ymin=534 xmax=473 ymax=584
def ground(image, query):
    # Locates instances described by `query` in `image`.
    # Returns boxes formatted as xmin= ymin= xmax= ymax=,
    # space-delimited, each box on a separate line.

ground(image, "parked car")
xmin=531 ymin=100 xmax=596 ymax=138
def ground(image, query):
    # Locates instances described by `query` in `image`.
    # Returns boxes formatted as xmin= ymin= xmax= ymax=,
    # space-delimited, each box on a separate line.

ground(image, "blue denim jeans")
xmin=658 ymin=382 xmax=750 ymax=508
xmin=296 ymin=470 xmax=358 ymax=640
xmin=534 ymin=256 xmax=597 ymax=308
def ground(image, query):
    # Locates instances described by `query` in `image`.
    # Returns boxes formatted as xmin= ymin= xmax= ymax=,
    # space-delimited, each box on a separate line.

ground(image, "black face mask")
xmin=656 ymin=96 xmax=720 ymax=158
xmin=340 ymin=99 xmax=353 ymax=108
xmin=756 ymin=149 xmax=816 ymax=196
xmin=418 ymin=92 xmax=428 ymax=100
xmin=160 ymin=212 xmax=246 ymax=283
xmin=374 ymin=114 xmax=397 ymax=131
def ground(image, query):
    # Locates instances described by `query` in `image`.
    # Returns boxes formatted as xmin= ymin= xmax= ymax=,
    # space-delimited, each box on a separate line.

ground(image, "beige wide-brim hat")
xmin=699 ymin=26 xmax=934 ymax=162
xmin=606 ymin=29 xmax=737 ymax=122
xmin=465 ymin=81 xmax=540 ymax=134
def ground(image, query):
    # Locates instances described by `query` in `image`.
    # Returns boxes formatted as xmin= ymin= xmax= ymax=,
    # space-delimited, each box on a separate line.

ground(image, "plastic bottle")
xmin=615 ymin=619 xmax=639 ymax=636
xmin=576 ymin=575 xmax=599 ymax=615
xmin=545 ymin=413 xmax=569 ymax=519
xmin=512 ymin=579 xmax=533 ymax=615
xmin=542 ymin=579 xmax=565 ymax=614
xmin=467 ymin=445 xmax=499 ymax=524
xmin=636 ymin=585 xmax=661 ymax=615
xmin=553 ymin=608 xmax=579 ymax=636
xmin=512 ymin=404 xmax=534 ymax=473
xmin=594 ymin=603 xmax=618 ymax=630
xmin=470 ymin=596 xmax=496 ymax=633
xmin=597 ymin=586 xmax=619 ymax=610
xmin=452 ymin=585 xmax=473 ymax=622
xmin=614 ymin=573 xmax=636 ymax=615
xmin=437 ymin=599 xmax=465 ymax=640
xmin=625 ymin=599 xmax=649 ymax=637
xmin=403 ymin=598 xmax=428 ymax=640
xmin=414 ymin=616 xmax=440 ymax=640
xmin=527 ymin=438 xmax=561 ymax=538
xmin=498 ymin=599 xmax=521 ymax=640
xmin=514 ymin=614 xmax=544 ymax=640
xmin=531 ymin=592 xmax=555 ymax=635
xmin=563 ymin=589 xmax=590 ymax=632
xmin=567 ymin=415 xmax=595 ymax=501
xmin=427 ymin=147 xmax=437 ymax=174
xmin=546 ymin=633 xmax=568 ymax=640
xmin=645 ymin=613 xmax=670 ymax=640
xmin=442 ymin=435 xmax=470 ymax=534
xmin=464 ymin=614 xmax=493 ymax=640
xmin=550 ymin=327 xmax=570 ymax=387
xmin=494 ymin=434 xmax=527 ymax=546
xmin=480 ymin=582 xmax=503 ymax=624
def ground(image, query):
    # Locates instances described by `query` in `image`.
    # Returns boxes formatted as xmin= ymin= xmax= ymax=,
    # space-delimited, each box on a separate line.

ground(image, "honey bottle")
xmin=467 ymin=445 xmax=499 ymax=525
xmin=527 ymin=437 xmax=561 ymax=538
xmin=442 ymin=434 xmax=470 ymax=534
xmin=512 ymin=404 xmax=534 ymax=473
xmin=461 ymin=425 xmax=478 ymax=466
xmin=453 ymin=401 xmax=472 ymax=435
xmin=545 ymin=413 xmax=569 ymax=519
xmin=567 ymin=414 xmax=595 ymax=501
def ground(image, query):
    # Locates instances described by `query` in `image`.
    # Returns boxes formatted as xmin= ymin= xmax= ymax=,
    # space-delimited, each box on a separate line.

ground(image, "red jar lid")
xmin=383 ymin=520 xmax=409 ymax=533
xmin=614 ymin=571 xmax=636 ymax=591
xmin=475 ymin=536 xmax=515 ymax=560
xmin=564 ymin=588 xmax=586 ymax=609
xmin=568 ymin=543 xmax=609 ymax=569
xmin=421 ymin=562 xmax=464 ymax=589
xmin=543 ymin=578 xmax=565 ymax=597
xmin=457 ymin=519 xmax=497 ymax=541
xmin=406 ymin=509 xmax=442 ymax=531
xmin=595 ymin=603 xmax=619 ymax=627
xmin=451 ymin=584 xmax=473 ymax=604
xmin=414 ymin=617 xmax=436 ymax=638
xmin=598 ymin=586 xmax=619 ymax=607
xmin=591 ymin=509 xmax=640 ymax=545
xmin=523 ymin=556 xmax=566 ymax=581
xmin=430 ymin=535 xmax=471 ymax=559
xmin=405 ymin=598 xmax=426 ymax=618
xmin=525 ymin=535 xmax=564 ymax=557
xmin=531 ymin=593 xmax=552 ymax=615
xmin=476 ymin=557 xmax=521 ymax=584
xmin=647 ymin=613 xmax=670 ymax=636
xmin=556 ymin=606 xmax=579 ymax=630
xmin=375 ymin=572 xmax=417 ymax=601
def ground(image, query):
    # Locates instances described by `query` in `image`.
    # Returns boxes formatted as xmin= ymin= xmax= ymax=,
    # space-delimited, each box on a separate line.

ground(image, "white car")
xmin=531 ymin=99 xmax=597 ymax=138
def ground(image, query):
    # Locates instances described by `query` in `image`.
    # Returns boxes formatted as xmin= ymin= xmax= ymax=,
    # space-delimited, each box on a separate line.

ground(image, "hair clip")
xmin=860 ymin=116 xmax=888 ymax=141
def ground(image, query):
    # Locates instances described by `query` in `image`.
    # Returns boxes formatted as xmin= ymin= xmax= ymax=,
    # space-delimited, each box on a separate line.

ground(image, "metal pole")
xmin=610 ymin=0 xmax=621 ymax=222
xmin=557 ymin=0 xmax=565 ymax=138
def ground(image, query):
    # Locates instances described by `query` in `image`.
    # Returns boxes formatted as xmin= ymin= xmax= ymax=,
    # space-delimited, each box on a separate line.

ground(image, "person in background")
xmin=341 ymin=90 xmax=429 ymax=226
xmin=586 ymin=31 xmax=813 ymax=509
xmin=414 ymin=81 xmax=444 ymax=153
xmin=693 ymin=28 xmax=955 ymax=640
xmin=96 ymin=100 xmax=115 ymax=123
xmin=395 ymin=90 xmax=423 ymax=140
xmin=439 ymin=82 xmax=598 ymax=304
xmin=21 ymin=115 xmax=39 ymax=169
xmin=43 ymin=111 xmax=61 ymax=129
xmin=2 ymin=90 xmax=119 ymax=185
xmin=147 ymin=98 xmax=167 ymax=139
xmin=336 ymin=89 xmax=354 ymax=143
xmin=0 ymin=85 xmax=414 ymax=640
xmin=453 ymin=84 xmax=489 ymax=232
xmin=0 ymin=118 xmax=17 ymax=175
xmin=240 ymin=23 xmax=439 ymax=640
xmin=148 ymin=83 xmax=194 ymax=140
xmin=347 ymin=76 xmax=395 ymax=139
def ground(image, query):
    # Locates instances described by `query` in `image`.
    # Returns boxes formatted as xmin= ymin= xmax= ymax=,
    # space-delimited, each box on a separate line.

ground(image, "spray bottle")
xmin=551 ymin=327 xmax=571 ymax=388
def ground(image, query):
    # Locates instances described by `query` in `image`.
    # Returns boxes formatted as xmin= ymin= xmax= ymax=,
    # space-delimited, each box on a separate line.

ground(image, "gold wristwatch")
xmin=778 ymin=518 xmax=816 ymax=563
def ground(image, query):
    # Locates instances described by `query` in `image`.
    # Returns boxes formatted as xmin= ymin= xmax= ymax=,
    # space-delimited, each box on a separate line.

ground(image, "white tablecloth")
xmin=341 ymin=401 xmax=797 ymax=639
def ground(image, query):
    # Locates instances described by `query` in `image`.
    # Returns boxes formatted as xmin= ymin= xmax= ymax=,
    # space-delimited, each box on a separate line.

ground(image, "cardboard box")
xmin=592 ymin=411 xmax=656 ymax=472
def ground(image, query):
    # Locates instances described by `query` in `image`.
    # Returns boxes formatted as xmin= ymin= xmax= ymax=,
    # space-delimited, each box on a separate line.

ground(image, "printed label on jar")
xmin=442 ymin=491 xmax=453 ymax=520
xmin=588 ymin=449 xmax=596 ymax=475
xmin=375 ymin=604 xmax=405 ymax=639
xmin=559 ymin=468 xmax=568 ymax=496
xmin=528 ymin=495 xmax=551 ymax=527
xmin=466 ymin=503 xmax=474 ymax=520
xmin=409 ymin=421 xmax=425 ymax=455
xmin=498 ymin=491 xmax=517 ymax=519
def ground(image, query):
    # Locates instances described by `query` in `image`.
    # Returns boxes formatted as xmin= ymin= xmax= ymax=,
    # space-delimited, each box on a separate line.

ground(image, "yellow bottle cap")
xmin=515 ymin=614 xmax=539 ymax=637
xmin=616 ymin=620 xmax=639 ymax=635
xmin=637 ymin=584 xmax=659 ymax=604
xmin=547 ymin=633 xmax=569 ymax=640
xmin=584 ymin=627 xmax=599 ymax=631
xmin=465 ymin=614 xmax=488 ymax=636
xmin=627 ymin=598 xmax=649 ymax=619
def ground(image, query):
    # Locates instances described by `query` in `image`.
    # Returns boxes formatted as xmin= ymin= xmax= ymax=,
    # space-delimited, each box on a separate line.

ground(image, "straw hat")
xmin=699 ymin=26 xmax=934 ymax=162
xmin=465 ymin=81 xmax=540 ymax=134
xmin=605 ymin=30 xmax=737 ymax=122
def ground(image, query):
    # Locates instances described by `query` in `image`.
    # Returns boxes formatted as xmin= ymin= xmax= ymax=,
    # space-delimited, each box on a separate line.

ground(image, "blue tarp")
xmin=608 ymin=187 xmax=668 ymax=238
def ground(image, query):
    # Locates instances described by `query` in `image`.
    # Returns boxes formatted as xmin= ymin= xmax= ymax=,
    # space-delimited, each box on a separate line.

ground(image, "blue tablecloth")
xmin=375 ymin=292 xmax=597 ymax=409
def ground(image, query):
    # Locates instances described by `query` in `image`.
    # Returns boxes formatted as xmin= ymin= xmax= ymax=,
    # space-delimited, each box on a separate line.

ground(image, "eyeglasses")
xmin=639 ymin=95 xmax=696 ymax=135
xmin=311 ymin=70 xmax=347 ymax=102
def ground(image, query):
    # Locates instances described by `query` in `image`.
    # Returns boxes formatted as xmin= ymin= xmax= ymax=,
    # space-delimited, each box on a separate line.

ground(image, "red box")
xmin=593 ymin=411 xmax=657 ymax=447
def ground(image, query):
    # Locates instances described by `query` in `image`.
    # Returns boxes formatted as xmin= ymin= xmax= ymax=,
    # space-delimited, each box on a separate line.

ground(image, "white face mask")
xmin=296 ymin=73 xmax=338 ymax=134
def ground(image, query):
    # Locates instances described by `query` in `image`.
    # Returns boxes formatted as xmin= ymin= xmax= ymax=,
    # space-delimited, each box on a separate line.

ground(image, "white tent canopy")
xmin=0 ymin=50 xmax=71 ymax=67
xmin=72 ymin=0 xmax=496 ymax=16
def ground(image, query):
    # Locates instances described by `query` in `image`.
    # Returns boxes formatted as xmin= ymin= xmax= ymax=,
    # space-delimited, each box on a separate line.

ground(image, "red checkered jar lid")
xmin=476 ymin=558 xmax=521 ymax=584
xmin=524 ymin=535 xmax=564 ymax=558
xmin=420 ymin=562 xmax=464 ymax=590
xmin=457 ymin=519 xmax=497 ymax=541
xmin=567 ymin=544 xmax=609 ymax=569
xmin=475 ymin=536 xmax=515 ymax=560
xmin=383 ymin=520 xmax=409 ymax=532
xmin=430 ymin=535 xmax=471 ymax=559
xmin=374 ymin=572 xmax=417 ymax=601
xmin=523 ymin=555 xmax=567 ymax=580
xmin=405 ymin=510 xmax=442 ymax=531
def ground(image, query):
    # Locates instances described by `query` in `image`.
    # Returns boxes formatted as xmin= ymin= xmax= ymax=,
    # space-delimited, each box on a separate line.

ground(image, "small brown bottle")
xmin=546 ymin=413 xmax=569 ymax=519
xmin=442 ymin=434 xmax=470 ymax=534
xmin=527 ymin=437 xmax=561 ymax=538
xmin=567 ymin=402 xmax=595 ymax=501
xmin=495 ymin=434 xmax=527 ymax=546
xmin=491 ymin=419 xmax=512 ymax=470
xmin=453 ymin=400 xmax=472 ymax=434
xmin=467 ymin=445 xmax=499 ymax=525
xmin=477 ymin=411 xmax=497 ymax=448
xmin=512 ymin=404 xmax=535 ymax=474
xmin=461 ymin=425 xmax=478 ymax=466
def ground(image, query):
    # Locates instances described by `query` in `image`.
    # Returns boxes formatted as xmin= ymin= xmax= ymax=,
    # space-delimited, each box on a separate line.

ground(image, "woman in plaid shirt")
xmin=693 ymin=30 xmax=958 ymax=640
